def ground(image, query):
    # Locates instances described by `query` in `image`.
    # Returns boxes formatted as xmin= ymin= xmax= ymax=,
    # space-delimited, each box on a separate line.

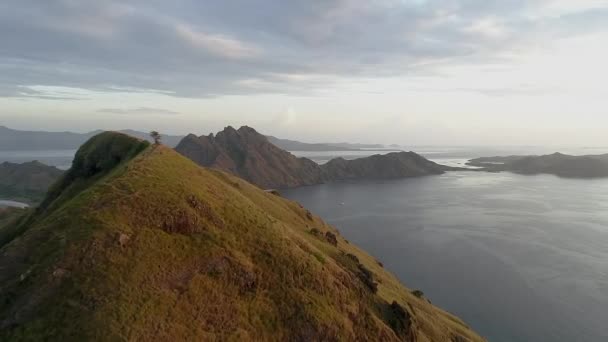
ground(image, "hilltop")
xmin=0 ymin=132 xmax=483 ymax=341
xmin=0 ymin=161 xmax=64 ymax=203
xmin=177 ymin=126 xmax=446 ymax=189
xmin=468 ymin=153 xmax=608 ymax=178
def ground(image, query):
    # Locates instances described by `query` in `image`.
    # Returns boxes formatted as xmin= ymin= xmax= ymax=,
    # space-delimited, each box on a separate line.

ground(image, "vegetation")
xmin=0 ymin=132 xmax=484 ymax=341
xmin=412 ymin=290 xmax=425 ymax=298
xmin=150 ymin=130 xmax=162 ymax=145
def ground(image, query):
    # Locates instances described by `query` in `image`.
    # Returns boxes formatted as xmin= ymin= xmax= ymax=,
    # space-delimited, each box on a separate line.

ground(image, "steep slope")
xmin=175 ymin=126 xmax=324 ymax=189
xmin=0 ymin=132 xmax=484 ymax=342
xmin=0 ymin=161 xmax=64 ymax=203
xmin=468 ymin=153 xmax=608 ymax=178
xmin=177 ymin=126 xmax=447 ymax=189
xmin=322 ymin=152 xmax=445 ymax=180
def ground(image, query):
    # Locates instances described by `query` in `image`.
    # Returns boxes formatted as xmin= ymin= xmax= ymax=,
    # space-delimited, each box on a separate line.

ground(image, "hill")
xmin=0 ymin=132 xmax=483 ymax=341
xmin=175 ymin=126 xmax=325 ymax=189
xmin=323 ymin=152 xmax=445 ymax=181
xmin=177 ymin=126 xmax=446 ymax=189
xmin=0 ymin=161 xmax=64 ymax=203
xmin=468 ymin=153 xmax=608 ymax=178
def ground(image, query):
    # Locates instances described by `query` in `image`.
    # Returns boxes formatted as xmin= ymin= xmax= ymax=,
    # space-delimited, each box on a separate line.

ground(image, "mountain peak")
xmin=39 ymin=131 xmax=149 ymax=211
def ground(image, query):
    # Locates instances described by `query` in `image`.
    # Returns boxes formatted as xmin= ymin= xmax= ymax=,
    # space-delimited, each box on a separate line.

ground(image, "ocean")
xmin=2 ymin=147 xmax=608 ymax=341
xmin=283 ymin=147 xmax=608 ymax=342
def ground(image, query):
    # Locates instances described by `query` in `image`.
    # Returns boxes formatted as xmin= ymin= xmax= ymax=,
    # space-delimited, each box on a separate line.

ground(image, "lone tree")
xmin=150 ymin=131 xmax=162 ymax=145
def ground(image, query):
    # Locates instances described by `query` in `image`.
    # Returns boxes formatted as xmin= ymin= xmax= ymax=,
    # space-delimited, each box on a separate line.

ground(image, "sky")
xmin=1 ymin=0 xmax=607 ymax=146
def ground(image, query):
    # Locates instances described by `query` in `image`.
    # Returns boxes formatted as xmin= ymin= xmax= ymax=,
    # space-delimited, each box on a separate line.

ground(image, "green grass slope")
xmin=0 ymin=132 xmax=484 ymax=342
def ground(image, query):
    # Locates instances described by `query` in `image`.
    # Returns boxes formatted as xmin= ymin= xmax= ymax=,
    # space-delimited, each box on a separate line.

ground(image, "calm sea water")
xmin=3 ymin=148 xmax=608 ymax=340
xmin=282 ymin=171 xmax=608 ymax=342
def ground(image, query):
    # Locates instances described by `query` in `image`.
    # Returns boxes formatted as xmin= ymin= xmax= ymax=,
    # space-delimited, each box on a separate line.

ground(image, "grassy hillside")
xmin=0 ymin=132 xmax=484 ymax=341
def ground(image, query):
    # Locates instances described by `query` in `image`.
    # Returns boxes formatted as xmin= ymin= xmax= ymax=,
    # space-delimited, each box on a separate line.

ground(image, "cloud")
xmin=174 ymin=24 xmax=259 ymax=59
xmin=0 ymin=0 xmax=607 ymax=98
xmin=97 ymin=107 xmax=180 ymax=116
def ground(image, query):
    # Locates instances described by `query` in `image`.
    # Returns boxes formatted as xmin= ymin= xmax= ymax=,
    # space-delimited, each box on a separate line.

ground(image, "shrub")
xmin=345 ymin=253 xmax=359 ymax=263
xmin=357 ymin=263 xmax=378 ymax=293
xmin=386 ymin=301 xmax=413 ymax=339
xmin=412 ymin=290 xmax=424 ymax=298
xmin=324 ymin=231 xmax=338 ymax=246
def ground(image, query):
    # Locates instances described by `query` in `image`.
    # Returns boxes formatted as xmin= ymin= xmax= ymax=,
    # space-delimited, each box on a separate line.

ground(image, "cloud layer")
xmin=97 ymin=107 xmax=180 ymax=116
xmin=1 ymin=0 xmax=607 ymax=99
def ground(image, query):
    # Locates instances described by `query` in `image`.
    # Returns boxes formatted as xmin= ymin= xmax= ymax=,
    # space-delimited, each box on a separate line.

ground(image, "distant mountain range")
xmin=0 ymin=126 xmax=389 ymax=152
xmin=468 ymin=152 xmax=608 ymax=178
xmin=0 ymin=126 xmax=184 ymax=150
xmin=176 ymin=126 xmax=445 ymax=189
xmin=266 ymin=136 xmax=387 ymax=151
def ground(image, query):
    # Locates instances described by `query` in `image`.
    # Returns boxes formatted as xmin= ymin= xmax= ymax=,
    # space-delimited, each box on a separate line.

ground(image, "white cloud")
xmin=175 ymin=24 xmax=259 ymax=59
xmin=97 ymin=107 xmax=180 ymax=116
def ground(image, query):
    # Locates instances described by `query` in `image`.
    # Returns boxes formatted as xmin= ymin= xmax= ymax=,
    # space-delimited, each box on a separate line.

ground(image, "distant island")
xmin=267 ymin=136 xmax=388 ymax=151
xmin=468 ymin=152 xmax=608 ymax=178
xmin=176 ymin=126 xmax=446 ymax=189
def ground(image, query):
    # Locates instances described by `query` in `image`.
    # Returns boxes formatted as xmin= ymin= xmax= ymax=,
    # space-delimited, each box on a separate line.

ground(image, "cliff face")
xmin=0 ymin=132 xmax=484 ymax=342
xmin=175 ymin=126 xmax=324 ymax=189
xmin=322 ymin=152 xmax=445 ymax=181
xmin=176 ymin=126 xmax=446 ymax=189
